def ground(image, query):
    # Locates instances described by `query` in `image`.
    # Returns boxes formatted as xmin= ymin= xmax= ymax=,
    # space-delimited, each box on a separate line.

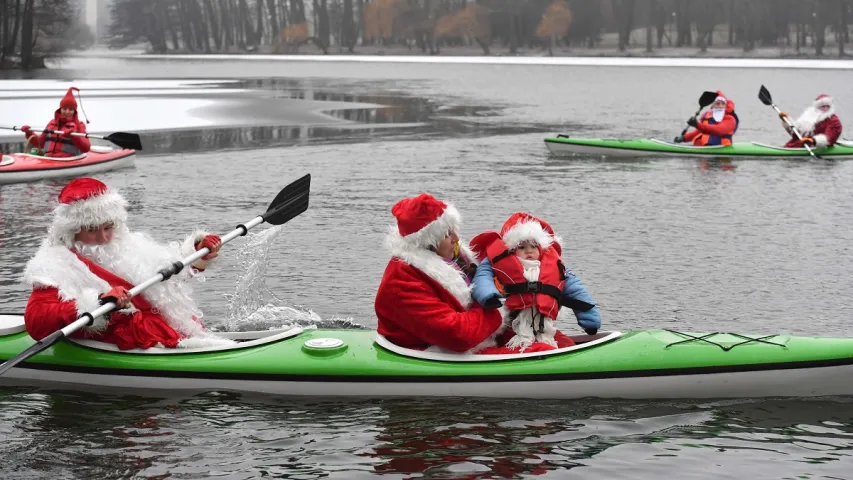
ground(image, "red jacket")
xmin=785 ymin=115 xmax=843 ymax=148
xmin=375 ymin=259 xmax=503 ymax=352
xmin=24 ymin=252 xmax=183 ymax=350
xmin=26 ymin=109 xmax=91 ymax=157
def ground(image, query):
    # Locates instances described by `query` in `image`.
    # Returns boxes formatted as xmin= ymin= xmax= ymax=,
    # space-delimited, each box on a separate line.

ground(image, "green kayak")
xmin=2 ymin=314 xmax=853 ymax=399
xmin=544 ymin=135 xmax=853 ymax=158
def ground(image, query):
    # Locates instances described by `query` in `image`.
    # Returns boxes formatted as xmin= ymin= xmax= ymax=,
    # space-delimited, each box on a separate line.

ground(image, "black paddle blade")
xmin=758 ymin=85 xmax=772 ymax=106
xmin=262 ymin=173 xmax=311 ymax=226
xmin=104 ymin=132 xmax=143 ymax=151
xmin=699 ymin=91 xmax=718 ymax=108
xmin=0 ymin=329 xmax=64 ymax=376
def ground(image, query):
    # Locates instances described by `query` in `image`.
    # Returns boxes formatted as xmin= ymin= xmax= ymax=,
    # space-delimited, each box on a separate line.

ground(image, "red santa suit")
xmin=22 ymin=178 xmax=235 ymax=350
xmin=785 ymin=94 xmax=843 ymax=149
xmin=374 ymin=193 xmax=505 ymax=353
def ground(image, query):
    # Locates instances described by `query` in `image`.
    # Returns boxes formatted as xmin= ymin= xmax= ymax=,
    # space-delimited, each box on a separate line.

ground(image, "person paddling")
xmin=22 ymin=177 xmax=236 ymax=350
xmin=778 ymin=94 xmax=842 ymax=149
xmin=20 ymin=87 xmax=91 ymax=158
xmin=673 ymin=91 xmax=739 ymax=146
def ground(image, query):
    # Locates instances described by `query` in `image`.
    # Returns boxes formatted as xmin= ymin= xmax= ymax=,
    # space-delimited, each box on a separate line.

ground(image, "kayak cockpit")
xmin=375 ymin=331 xmax=622 ymax=362
xmin=68 ymin=326 xmax=306 ymax=354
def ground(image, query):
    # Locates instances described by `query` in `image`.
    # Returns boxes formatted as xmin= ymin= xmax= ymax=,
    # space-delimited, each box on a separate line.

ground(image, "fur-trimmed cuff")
xmin=180 ymin=229 xmax=208 ymax=258
xmin=813 ymin=134 xmax=829 ymax=149
xmin=75 ymin=287 xmax=109 ymax=333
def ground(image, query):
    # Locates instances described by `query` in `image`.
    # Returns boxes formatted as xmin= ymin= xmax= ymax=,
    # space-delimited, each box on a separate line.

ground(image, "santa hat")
xmin=390 ymin=193 xmax=461 ymax=249
xmin=500 ymin=212 xmax=559 ymax=251
xmin=714 ymin=91 xmax=727 ymax=104
xmin=58 ymin=86 xmax=90 ymax=124
xmin=47 ymin=177 xmax=128 ymax=247
xmin=814 ymin=94 xmax=834 ymax=109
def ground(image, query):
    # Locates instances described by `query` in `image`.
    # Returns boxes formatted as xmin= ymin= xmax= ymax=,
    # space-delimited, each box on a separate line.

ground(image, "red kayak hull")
xmin=0 ymin=147 xmax=136 ymax=185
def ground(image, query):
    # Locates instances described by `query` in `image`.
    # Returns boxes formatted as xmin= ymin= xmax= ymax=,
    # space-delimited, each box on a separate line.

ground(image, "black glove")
xmin=483 ymin=295 xmax=503 ymax=310
xmin=686 ymin=116 xmax=698 ymax=127
xmin=673 ymin=135 xmax=684 ymax=143
xmin=584 ymin=327 xmax=598 ymax=336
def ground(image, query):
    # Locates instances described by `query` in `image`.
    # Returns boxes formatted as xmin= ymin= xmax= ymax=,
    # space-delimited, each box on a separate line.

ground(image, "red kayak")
xmin=0 ymin=145 xmax=135 ymax=185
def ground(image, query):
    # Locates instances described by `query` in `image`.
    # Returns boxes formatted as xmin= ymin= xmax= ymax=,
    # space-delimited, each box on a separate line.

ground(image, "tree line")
xmin=0 ymin=0 xmax=94 ymax=69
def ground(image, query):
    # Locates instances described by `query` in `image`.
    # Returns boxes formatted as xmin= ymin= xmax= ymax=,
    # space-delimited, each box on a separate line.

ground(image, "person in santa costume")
xmin=674 ymin=91 xmax=739 ymax=146
xmin=374 ymin=193 xmax=512 ymax=354
xmin=469 ymin=212 xmax=600 ymax=352
xmin=21 ymin=86 xmax=92 ymax=158
xmin=779 ymin=94 xmax=843 ymax=149
xmin=22 ymin=177 xmax=236 ymax=350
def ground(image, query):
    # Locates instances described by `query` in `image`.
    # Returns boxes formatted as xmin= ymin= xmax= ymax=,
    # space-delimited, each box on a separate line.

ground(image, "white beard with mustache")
xmin=73 ymin=226 xmax=209 ymax=340
xmin=793 ymin=106 xmax=833 ymax=135
xmin=711 ymin=108 xmax=725 ymax=122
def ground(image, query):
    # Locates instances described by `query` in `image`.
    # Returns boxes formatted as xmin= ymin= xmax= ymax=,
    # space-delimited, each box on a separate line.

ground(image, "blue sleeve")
xmin=562 ymin=271 xmax=601 ymax=330
xmin=471 ymin=258 xmax=501 ymax=307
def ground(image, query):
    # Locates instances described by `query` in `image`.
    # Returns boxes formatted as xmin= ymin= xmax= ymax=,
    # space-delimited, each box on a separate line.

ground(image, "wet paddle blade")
xmin=758 ymin=85 xmax=773 ymax=106
xmin=0 ymin=330 xmax=64 ymax=376
xmin=699 ymin=91 xmax=718 ymax=108
xmin=104 ymin=132 xmax=143 ymax=150
xmin=262 ymin=173 xmax=311 ymax=226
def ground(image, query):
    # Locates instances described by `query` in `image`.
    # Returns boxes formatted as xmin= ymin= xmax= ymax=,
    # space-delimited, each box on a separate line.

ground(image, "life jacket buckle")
xmin=527 ymin=281 xmax=539 ymax=293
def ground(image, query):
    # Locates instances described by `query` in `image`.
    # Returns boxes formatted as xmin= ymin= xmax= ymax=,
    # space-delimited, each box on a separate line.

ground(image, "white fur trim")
xmin=502 ymin=220 xmax=557 ymax=251
xmin=386 ymin=227 xmax=472 ymax=308
xmin=180 ymin=230 xmax=208 ymax=258
xmin=505 ymin=309 xmax=558 ymax=352
xmin=47 ymin=189 xmax=128 ymax=247
xmin=813 ymin=134 xmax=829 ymax=149
xmin=398 ymin=204 xmax=461 ymax=249
xmin=814 ymin=95 xmax=834 ymax=109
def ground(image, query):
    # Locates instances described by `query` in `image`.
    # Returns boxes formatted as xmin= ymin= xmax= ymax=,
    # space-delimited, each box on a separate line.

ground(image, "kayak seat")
xmin=374 ymin=331 xmax=622 ymax=362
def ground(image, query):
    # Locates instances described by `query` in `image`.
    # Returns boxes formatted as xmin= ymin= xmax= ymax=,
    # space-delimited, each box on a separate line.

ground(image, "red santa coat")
xmin=785 ymin=114 xmax=843 ymax=148
xmin=22 ymin=230 xmax=235 ymax=350
xmin=375 ymin=239 xmax=504 ymax=353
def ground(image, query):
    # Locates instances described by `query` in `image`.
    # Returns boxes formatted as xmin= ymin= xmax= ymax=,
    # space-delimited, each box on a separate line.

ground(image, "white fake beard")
xmin=73 ymin=227 xmax=206 ymax=338
xmin=711 ymin=108 xmax=725 ymax=122
xmin=793 ymin=107 xmax=821 ymax=135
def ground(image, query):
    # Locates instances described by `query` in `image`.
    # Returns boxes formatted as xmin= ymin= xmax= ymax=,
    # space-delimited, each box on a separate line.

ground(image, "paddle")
xmin=0 ymin=125 xmax=143 ymax=151
xmin=680 ymin=91 xmax=719 ymax=137
xmin=0 ymin=173 xmax=311 ymax=376
xmin=757 ymin=85 xmax=821 ymax=160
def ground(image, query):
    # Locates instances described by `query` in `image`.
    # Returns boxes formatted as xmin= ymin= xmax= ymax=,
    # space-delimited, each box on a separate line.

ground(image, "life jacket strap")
xmin=503 ymin=281 xmax=562 ymax=300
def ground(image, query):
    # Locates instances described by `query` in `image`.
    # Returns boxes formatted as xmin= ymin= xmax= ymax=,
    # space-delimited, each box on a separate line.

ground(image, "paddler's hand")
xmin=193 ymin=234 xmax=222 ymax=271
xmin=59 ymin=129 xmax=73 ymax=139
xmin=583 ymin=327 xmax=598 ymax=336
xmin=99 ymin=286 xmax=132 ymax=309
xmin=686 ymin=116 xmax=698 ymax=128
xmin=482 ymin=295 xmax=503 ymax=310
xmin=672 ymin=135 xmax=685 ymax=143
xmin=802 ymin=136 xmax=816 ymax=147
xmin=778 ymin=112 xmax=790 ymax=121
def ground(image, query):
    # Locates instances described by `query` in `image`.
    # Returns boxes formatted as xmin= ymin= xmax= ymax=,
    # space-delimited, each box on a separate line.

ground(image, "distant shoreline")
xmin=108 ymin=50 xmax=853 ymax=70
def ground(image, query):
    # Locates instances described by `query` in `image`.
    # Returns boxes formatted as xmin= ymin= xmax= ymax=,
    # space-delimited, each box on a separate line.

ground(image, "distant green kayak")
xmin=3 ymin=314 xmax=853 ymax=399
xmin=544 ymin=135 xmax=853 ymax=158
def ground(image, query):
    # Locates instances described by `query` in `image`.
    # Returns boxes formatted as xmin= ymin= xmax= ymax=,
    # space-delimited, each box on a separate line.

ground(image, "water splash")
xmin=221 ymin=225 xmax=367 ymax=332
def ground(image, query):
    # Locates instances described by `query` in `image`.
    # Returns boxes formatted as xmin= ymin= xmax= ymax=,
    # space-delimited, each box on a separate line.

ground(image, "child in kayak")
xmin=20 ymin=86 xmax=91 ymax=158
xmin=469 ymin=212 xmax=601 ymax=352
xmin=673 ymin=91 xmax=739 ymax=146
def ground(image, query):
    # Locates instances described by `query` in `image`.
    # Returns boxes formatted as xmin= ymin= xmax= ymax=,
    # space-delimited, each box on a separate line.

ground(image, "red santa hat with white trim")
xmin=500 ymin=212 xmax=561 ymax=252
xmin=390 ymin=193 xmax=461 ymax=249
xmin=47 ymin=177 xmax=128 ymax=247
xmin=814 ymin=93 xmax=834 ymax=109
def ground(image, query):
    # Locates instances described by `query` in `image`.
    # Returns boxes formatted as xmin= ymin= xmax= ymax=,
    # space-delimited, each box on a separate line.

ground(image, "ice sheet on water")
xmin=221 ymin=225 xmax=367 ymax=332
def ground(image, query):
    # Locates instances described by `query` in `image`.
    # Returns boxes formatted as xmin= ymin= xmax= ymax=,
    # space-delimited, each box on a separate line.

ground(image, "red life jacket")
xmin=484 ymin=238 xmax=565 ymax=320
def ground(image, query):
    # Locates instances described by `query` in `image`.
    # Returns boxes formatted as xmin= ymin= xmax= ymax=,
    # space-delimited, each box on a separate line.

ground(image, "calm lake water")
xmin=1 ymin=55 xmax=853 ymax=478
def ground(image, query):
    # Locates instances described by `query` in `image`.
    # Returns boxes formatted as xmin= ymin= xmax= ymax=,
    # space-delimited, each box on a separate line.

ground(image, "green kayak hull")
xmin=544 ymin=135 xmax=853 ymax=158
xmin=2 ymin=315 xmax=853 ymax=399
